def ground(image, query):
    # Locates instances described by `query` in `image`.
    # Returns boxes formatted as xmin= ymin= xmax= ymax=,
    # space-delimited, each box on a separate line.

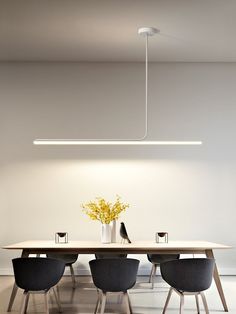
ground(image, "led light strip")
xmin=34 ymin=140 xmax=202 ymax=145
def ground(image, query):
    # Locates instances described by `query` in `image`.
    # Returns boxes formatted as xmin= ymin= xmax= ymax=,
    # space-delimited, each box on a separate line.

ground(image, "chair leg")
xmin=149 ymin=265 xmax=154 ymax=283
xmin=69 ymin=265 xmax=76 ymax=289
xmin=53 ymin=287 xmax=62 ymax=313
xmin=7 ymin=283 xmax=18 ymax=312
xmin=151 ymin=264 xmax=157 ymax=289
xmin=162 ymin=287 xmax=173 ymax=314
xmin=200 ymin=292 xmax=209 ymax=314
xmin=179 ymin=294 xmax=184 ymax=314
xmin=24 ymin=293 xmax=30 ymax=313
xmin=100 ymin=292 xmax=106 ymax=314
xmin=127 ymin=292 xmax=133 ymax=314
xmin=44 ymin=292 xmax=49 ymax=314
xmin=195 ymin=294 xmax=200 ymax=314
xmin=123 ymin=292 xmax=132 ymax=314
xmin=94 ymin=298 xmax=100 ymax=314
xmin=20 ymin=292 xmax=28 ymax=314
xmin=94 ymin=290 xmax=101 ymax=314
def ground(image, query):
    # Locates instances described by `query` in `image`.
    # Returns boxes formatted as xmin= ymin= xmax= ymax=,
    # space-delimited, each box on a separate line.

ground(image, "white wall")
xmin=0 ymin=62 xmax=235 ymax=275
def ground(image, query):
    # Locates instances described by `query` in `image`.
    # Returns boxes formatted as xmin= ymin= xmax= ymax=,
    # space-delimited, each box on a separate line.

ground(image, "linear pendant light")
xmin=33 ymin=27 xmax=202 ymax=146
xmin=33 ymin=140 xmax=202 ymax=145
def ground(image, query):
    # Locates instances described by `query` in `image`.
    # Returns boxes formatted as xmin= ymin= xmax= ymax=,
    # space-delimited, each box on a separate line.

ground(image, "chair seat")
xmin=95 ymin=253 xmax=127 ymax=259
xmin=147 ymin=254 xmax=180 ymax=264
xmin=46 ymin=253 xmax=78 ymax=289
xmin=147 ymin=254 xmax=180 ymax=289
xmin=46 ymin=253 xmax=78 ymax=265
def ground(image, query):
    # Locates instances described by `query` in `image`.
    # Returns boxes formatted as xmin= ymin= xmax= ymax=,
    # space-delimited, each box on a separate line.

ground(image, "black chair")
xmin=12 ymin=257 xmax=65 ymax=314
xmin=47 ymin=253 xmax=78 ymax=288
xmin=89 ymin=258 xmax=139 ymax=314
xmin=147 ymin=254 xmax=180 ymax=288
xmin=160 ymin=258 xmax=214 ymax=314
xmin=95 ymin=253 xmax=127 ymax=259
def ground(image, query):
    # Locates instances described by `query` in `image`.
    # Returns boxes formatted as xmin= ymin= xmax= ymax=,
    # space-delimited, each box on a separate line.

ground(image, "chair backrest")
xmin=95 ymin=253 xmax=127 ymax=259
xmin=160 ymin=258 xmax=214 ymax=292
xmin=89 ymin=258 xmax=139 ymax=292
xmin=12 ymin=257 xmax=65 ymax=291
xmin=147 ymin=254 xmax=180 ymax=264
xmin=46 ymin=253 xmax=78 ymax=265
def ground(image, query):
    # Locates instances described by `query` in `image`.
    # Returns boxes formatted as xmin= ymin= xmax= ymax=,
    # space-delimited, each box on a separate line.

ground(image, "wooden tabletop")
xmin=3 ymin=240 xmax=230 ymax=254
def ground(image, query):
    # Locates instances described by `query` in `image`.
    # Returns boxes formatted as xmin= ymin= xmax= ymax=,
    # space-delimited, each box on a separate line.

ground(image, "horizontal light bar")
xmin=33 ymin=140 xmax=202 ymax=146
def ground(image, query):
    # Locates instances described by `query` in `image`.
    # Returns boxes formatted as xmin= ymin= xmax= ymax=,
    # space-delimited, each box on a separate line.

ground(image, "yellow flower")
xmin=82 ymin=195 xmax=129 ymax=224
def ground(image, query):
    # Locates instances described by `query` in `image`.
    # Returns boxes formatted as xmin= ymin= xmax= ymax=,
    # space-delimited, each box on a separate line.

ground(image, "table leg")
xmin=7 ymin=250 xmax=29 ymax=312
xmin=205 ymin=249 xmax=228 ymax=312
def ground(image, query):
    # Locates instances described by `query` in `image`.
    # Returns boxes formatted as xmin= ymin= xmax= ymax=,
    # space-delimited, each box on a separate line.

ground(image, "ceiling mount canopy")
xmin=138 ymin=27 xmax=160 ymax=36
xmin=34 ymin=27 xmax=202 ymax=146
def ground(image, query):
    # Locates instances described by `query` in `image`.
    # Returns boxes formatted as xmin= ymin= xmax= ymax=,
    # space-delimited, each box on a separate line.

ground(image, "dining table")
xmin=3 ymin=240 xmax=231 ymax=312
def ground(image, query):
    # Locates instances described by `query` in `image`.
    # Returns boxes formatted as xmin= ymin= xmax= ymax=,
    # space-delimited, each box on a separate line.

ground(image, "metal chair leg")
xmin=162 ymin=287 xmax=173 ymax=314
xmin=195 ymin=294 xmax=200 ymax=313
xmin=69 ymin=265 xmax=76 ymax=289
xmin=179 ymin=294 xmax=184 ymax=314
xmin=100 ymin=292 xmax=106 ymax=314
xmin=200 ymin=292 xmax=209 ymax=314
xmin=20 ymin=292 xmax=28 ymax=314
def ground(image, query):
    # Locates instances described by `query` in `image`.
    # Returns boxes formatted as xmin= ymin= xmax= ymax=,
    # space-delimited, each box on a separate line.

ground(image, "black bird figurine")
xmin=120 ymin=222 xmax=131 ymax=243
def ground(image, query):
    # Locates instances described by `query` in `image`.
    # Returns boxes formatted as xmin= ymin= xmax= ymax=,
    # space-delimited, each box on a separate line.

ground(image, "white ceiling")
xmin=1 ymin=0 xmax=236 ymax=62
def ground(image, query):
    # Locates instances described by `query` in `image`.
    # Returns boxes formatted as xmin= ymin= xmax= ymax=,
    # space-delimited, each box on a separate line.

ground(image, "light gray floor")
xmin=0 ymin=275 xmax=235 ymax=313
